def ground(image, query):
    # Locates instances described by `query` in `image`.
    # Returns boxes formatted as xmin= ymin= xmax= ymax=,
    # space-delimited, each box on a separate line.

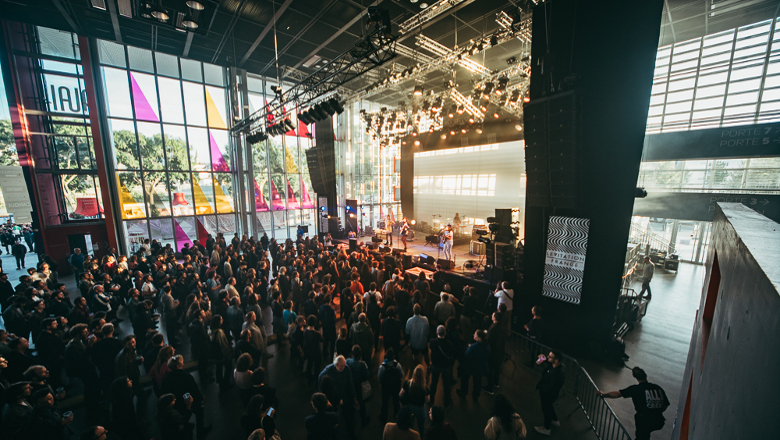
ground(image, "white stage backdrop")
xmin=413 ymin=141 xmax=525 ymax=236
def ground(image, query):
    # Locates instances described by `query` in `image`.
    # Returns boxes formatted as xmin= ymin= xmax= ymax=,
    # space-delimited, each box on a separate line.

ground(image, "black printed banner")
xmin=542 ymin=216 xmax=590 ymax=305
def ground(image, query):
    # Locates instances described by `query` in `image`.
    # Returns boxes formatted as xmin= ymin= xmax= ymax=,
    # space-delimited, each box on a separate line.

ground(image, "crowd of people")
xmin=0 ymin=230 xmax=635 ymax=440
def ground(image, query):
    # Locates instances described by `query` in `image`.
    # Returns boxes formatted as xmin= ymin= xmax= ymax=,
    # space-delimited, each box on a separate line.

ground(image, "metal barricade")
xmin=505 ymin=330 xmax=634 ymax=440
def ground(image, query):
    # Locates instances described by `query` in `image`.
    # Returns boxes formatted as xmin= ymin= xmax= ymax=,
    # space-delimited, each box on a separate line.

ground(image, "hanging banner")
xmin=542 ymin=216 xmax=590 ymax=305
xmin=0 ymin=165 xmax=33 ymax=223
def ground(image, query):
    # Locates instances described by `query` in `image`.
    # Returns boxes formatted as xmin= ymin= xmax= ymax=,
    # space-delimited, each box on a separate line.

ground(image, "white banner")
xmin=0 ymin=165 xmax=33 ymax=223
xmin=542 ymin=216 xmax=590 ymax=305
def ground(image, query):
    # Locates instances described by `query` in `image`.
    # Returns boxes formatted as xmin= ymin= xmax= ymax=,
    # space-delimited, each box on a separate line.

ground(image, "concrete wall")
xmin=672 ymin=203 xmax=780 ymax=440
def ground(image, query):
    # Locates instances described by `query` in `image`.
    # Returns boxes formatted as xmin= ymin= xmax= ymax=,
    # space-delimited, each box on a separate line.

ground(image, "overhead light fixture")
xmin=411 ymin=0 xmax=418 ymax=3
xmin=186 ymin=1 xmax=205 ymax=10
xmin=412 ymin=130 xmax=418 ymax=137
xmin=515 ymin=123 xmax=523 ymax=131
xmin=493 ymin=112 xmax=500 ymax=119
xmin=456 ymin=105 xmax=464 ymax=114
xmin=414 ymin=140 xmax=420 ymax=146
xmin=182 ymin=15 xmax=199 ymax=29
xmin=413 ymin=85 xmax=423 ymax=96
xmin=475 ymin=127 xmax=483 ymax=134
xmin=495 ymin=77 xmax=509 ymax=95
xmin=490 ymin=35 xmax=499 ymax=46
xmin=440 ymin=134 xmax=447 ymax=139
xmin=468 ymin=117 xmax=474 ymax=124
xmin=450 ymin=129 xmax=456 ymax=135
xmin=523 ymin=94 xmax=530 ymax=103
xmin=461 ymin=127 xmax=467 ymax=134
xmin=482 ymin=82 xmax=494 ymax=98
xmin=91 ymin=0 xmax=106 ymax=10
xmin=151 ymin=1 xmax=169 ymax=21
xmin=420 ymin=3 xmax=429 ymax=8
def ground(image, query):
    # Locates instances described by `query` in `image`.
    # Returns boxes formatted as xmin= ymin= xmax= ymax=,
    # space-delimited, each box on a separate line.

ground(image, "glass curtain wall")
xmin=648 ymin=17 xmax=780 ymax=133
xmin=96 ymin=40 xmax=235 ymax=252
xmin=244 ymin=74 xmax=316 ymax=241
xmin=335 ymin=101 xmax=402 ymax=233
xmin=637 ymin=157 xmax=780 ymax=194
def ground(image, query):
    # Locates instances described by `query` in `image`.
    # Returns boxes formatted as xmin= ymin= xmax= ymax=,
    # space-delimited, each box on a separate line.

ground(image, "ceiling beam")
xmin=50 ymin=0 xmax=80 ymax=34
xmin=290 ymin=0 xmax=382 ymax=70
xmin=106 ymin=0 xmax=123 ymax=44
xmin=239 ymin=0 xmax=295 ymax=67
xmin=211 ymin=0 xmax=249 ymax=64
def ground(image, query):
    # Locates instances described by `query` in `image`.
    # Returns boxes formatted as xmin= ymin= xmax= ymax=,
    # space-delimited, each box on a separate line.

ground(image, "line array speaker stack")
xmin=524 ymin=92 xmax=579 ymax=209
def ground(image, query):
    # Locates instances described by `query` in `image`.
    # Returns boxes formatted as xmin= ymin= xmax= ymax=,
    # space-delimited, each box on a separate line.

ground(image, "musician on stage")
xmin=443 ymin=224 xmax=454 ymax=260
xmin=386 ymin=215 xmax=395 ymax=246
xmin=400 ymin=218 xmax=410 ymax=251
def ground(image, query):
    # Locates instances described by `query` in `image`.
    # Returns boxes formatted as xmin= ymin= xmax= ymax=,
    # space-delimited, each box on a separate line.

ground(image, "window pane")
xmin=158 ymin=77 xmax=185 ymax=124
xmin=117 ymin=171 xmax=146 ymax=219
xmin=98 ymin=40 xmax=126 ymax=67
xmin=149 ymin=218 xmax=175 ymax=249
xmin=205 ymin=86 xmax=228 ymax=129
xmin=137 ymin=122 xmax=164 ymax=169
xmin=203 ymin=63 xmax=224 ymax=86
xmin=129 ymin=72 xmax=160 ymax=122
xmin=268 ymin=138 xmax=284 ymax=173
xmin=183 ymin=82 xmax=207 ymax=126
xmin=109 ymin=118 xmax=139 ymax=170
xmin=169 ymin=172 xmax=195 ymax=216
xmin=124 ymin=220 xmax=148 ymax=253
xmin=217 ymin=214 xmax=236 ymax=233
xmin=193 ymin=172 xmax=215 ymax=215
xmin=127 ymin=46 xmax=154 ymax=73
xmin=155 ymin=52 xmax=180 ymax=78
xmin=61 ymin=175 xmax=101 ymax=219
xmin=163 ymin=124 xmax=189 ymax=171
xmin=270 ymin=175 xmax=286 ymax=210
xmin=173 ymin=217 xmax=196 ymax=252
xmin=214 ymin=173 xmax=234 ymax=213
xmin=144 ymin=171 xmax=171 ymax=217
xmin=102 ymin=67 xmax=133 ymax=119
xmin=180 ymin=59 xmax=202 ymax=83
xmin=188 ymin=127 xmax=211 ymax=171
xmin=745 ymin=169 xmax=780 ymax=189
xmin=210 ymin=129 xmax=231 ymax=171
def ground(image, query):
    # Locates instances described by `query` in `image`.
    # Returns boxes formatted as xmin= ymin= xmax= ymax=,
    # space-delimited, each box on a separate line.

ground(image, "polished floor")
xmin=580 ymin=261 xmax=704 ymax=439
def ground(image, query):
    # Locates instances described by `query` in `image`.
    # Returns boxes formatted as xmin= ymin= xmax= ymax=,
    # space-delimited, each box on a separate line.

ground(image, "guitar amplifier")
xmin=470 ymin=240 xmax=486 ymax=256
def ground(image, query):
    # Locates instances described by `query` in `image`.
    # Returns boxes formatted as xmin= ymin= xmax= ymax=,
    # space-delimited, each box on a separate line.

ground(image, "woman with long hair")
xmin=234 ymin=353 xmax=255 ymax=393
xmin=148 ymin=345 xmax=175 ymax=395
xmin=484 ymin=394 xmax=527 ymax=440
xmin=401 ymin=365 xmax=430 ymax=438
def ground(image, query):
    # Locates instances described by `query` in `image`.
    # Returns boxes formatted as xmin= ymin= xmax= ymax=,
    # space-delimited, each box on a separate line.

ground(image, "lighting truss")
xmin=399 ymin=0 xmax=476 ymax=35
xmin=415 ymin=34 xmax=492 ymax=76
xmin=232 ymin=25 xmax=398 ymax=135
xmin=496 ymin=11 xmax=532 ymax=45
xmin=348 ymin=24 xmax=521 ymax=104
xmin=393 ymin=43 xmax=435 ymax=65
xmin=281 ymin=66 xmax=355 ymax=100
xmin=450 ymin=89 xmax=484 ymax=120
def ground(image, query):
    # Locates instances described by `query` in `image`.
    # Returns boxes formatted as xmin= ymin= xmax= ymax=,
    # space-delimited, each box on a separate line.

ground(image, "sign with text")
xmin=644 ymin=122 xmax=780 ymax=161
xmin=633 ymin=192 xmax=779 ymax=223
xmin=0 ymin=166 xmax=33 ymax=223
xmin=542 ymin=216 xmax=590 ymax=305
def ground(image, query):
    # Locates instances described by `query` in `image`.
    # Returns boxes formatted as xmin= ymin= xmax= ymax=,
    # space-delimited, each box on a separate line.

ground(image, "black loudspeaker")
xmin=392 ymin=248 xmax=404 ymax=256
xmin=384 ymin=255 xmax=396 ymax=271
xmin=524 ymin=92 xmax=579 ymax=209
xmin=306 ymin=148 xmax=326 ymax=195
xmin=419 ymin=253 xmax=435 ymax=265
xmin=403 ymin=254 xmax=412 ymax=268
xmin=371 ymin=237 xmax=383 ymax=243
xmin=494 ymin=242 xmax=515 ymax=269
xmin=349 ymin=238 xmax=357 ymax=252
xmin=436 ymin=258 xmax=454 ymax=270
xmin=345 ymin=199 xmax=358 ymax=233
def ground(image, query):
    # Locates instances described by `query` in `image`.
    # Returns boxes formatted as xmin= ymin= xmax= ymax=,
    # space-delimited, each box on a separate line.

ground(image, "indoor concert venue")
xmin=0 ymin=1 xmax=777 ymax=440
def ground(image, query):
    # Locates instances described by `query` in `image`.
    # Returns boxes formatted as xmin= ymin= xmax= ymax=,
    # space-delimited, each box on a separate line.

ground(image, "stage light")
xmin=414 ymin=85 xmax=424 ymax=96
xmin=475 ymin=127 xmax=483 ymax=134
xmin=515 ymin=124 xmax=523 ymax=131
xmin=468 ymin=117 xmax=474 ymax=124
xmin=402 ymin=140 xmax=407 ymax=145
xmin=482 ymin=82 xmax=494 ymax=97
xmin=495 ymin=77 xmax=508 ymax=95
xmin=441 ymin=134 xmax=447 ymax=139
xmin=493 ymin=112 xmax=500 ymax=119
xmin=411 ymin=220 xmax=416 ymax=225
xmin=186 ymin=1 xmax=205 ymax=10
xmin=151 ymin=1 xmax=169 ymax=20
xmin=450 ymin=129 xmax=456 ymax=135
xmin=461 ymin=127 xmax=467 ymax=134
xmin=414 ymin=140 xmax=420 ymax=146
xmin=480 ymin=104 xmax=487 ymax=112
xmin=428 ymin=127 xmax=434 ymax=133
xmin=412 ymin=130 xmax=418 ymax=137
xmin=456 ymin=105 xmax=463 ymax=114
xmin=320 ymin=206 xmax=327 ymax=211
xmin=523 ymin=95 xmax=530 ymax=103
xmin=448 ymin=107 xmax=454 ymax=118
xmin=490 ymin=35 xmax=499 ymax=46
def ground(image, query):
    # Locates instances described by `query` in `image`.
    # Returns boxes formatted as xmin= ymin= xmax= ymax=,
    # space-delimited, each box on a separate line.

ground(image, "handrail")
xmin=505 ymin=330 xmax=633 ymax=440
xmin=628 ymin=222 xmax=676 ymax=254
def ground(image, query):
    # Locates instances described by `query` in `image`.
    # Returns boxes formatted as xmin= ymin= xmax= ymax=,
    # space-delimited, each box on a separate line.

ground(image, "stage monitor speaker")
xmin=403 ymin=254 xmax=412 ymax=268
xmin=371 ymin=236 xmax=383 ymax=243
xmin=436 ymin=258 xmax=454 ymax=270
xmin=392 ymin=248 xmax=404 ymax=256
xmin=419 ymin=253 xmax=435 ymax=265
xmin=384 ymin=255 xmax=396 ymax=271
xmin=524 ymin=92 xmax=579 ymax=209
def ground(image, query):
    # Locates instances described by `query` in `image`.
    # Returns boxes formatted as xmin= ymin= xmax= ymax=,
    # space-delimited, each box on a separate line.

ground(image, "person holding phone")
xmin=534 ymin=350 xmax=566 ymax=436
xmin=161 ymin=355 xmax=211 ymax=437
xmin=27 ymin=388 xmax=72 ymax=439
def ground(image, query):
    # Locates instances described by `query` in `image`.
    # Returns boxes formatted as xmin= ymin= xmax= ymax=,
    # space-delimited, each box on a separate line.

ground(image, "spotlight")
xmin=321 ymin=100 xmax=336 ymax=115
xmin=461 ymin=127 xmax=468 ymax=134
xmin=468 ymin=117 xmax=474 ymax=124
xmin=479 ymin=105 xmax=487 ymax=112
xmin=402 ymin=140 xmax=407 ymax=145
xmin=414 ymin=140 xmax=420 ymax=146
xmin=482 ymin=82 xmax=494 ymax=98
xmin=448 ymin=107 xmax=455 ymax=118
xmin=428 ymin=127 xmax=434 ymax=133
xmin=413 ymin=85 xmax=423 ymax=96
xmin=151 ymin=1 xmax=169 ymax=20
xmin=508 ymin=90 xmax=521 ymax=106
xmin=412 ymin=130 xmax=418 ymax=137
xmin=495 ymin=77 xmax=508 ymax=95
xmin=514 ymin=124 xmax=523 ymax=131
xmin=457 ymin=105 xmax=463 ymax=114
xmin=450 ymin=129 xmax=456 ymax=135
xmin=523 ymin=95 xmax=530 ymax=103
xmin=441 ymin=134 xmax=447 ymax=139
xmin=493 ymin=112 xmax=500 ymax=119
xmin=186 ymin=1 xmax=205 ymax=10
xmin=475 ymin=127 xmax=483 ymax=134
xmin=182 ymin=15 xmax=199 ymax=29
xmin=411 ymin=220 xmax=416 ymax=225
xmin=490 ymin=35 xmax=499 ymax=46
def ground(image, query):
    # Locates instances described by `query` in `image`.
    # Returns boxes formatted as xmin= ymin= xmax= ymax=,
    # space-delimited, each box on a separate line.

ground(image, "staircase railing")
xmin=628 ymin=222 xmax=676 ymax=254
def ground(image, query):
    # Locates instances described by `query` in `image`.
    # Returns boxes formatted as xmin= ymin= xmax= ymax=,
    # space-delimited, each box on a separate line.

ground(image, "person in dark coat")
xmin=110 ymin=376 xmax=144 ymax=440
xmin=115 ymin=335 xmax=143 ymax=399
xmin=485 ymin=312 xmax=507 ymax=391
xmin=34 ymin=318 xmax=66 ymax=388
xmin=156 ymin=392 xmax=194 ymax=440
xmin=534 ymin=349 xmax=566 ymax=436
xmin=161 ymin=355 xmax=211 ymax=436
xmin=429 ymin=325 xmax=455 ymax=407
xmin=27 ymin=388 xmax=72 ymax=440
xmin=88 ymin=323 xmax=124 ymax=394
xmin=456 ymin=329 xmax=490 ymax=401
xmin=318 ymin=356 xmax=357 ymax=440
xmin=319 ymin=295 xmax=337 ymax=361
xmin=11 ymin=240 xmax=26 ymax=270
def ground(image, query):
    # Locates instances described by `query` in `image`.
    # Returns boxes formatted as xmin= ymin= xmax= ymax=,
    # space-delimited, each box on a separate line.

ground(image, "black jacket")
xmin=536 ymin=363 xmax=566 ymax=399
xmin=161 ymin=368 xmax=204 ymax=412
